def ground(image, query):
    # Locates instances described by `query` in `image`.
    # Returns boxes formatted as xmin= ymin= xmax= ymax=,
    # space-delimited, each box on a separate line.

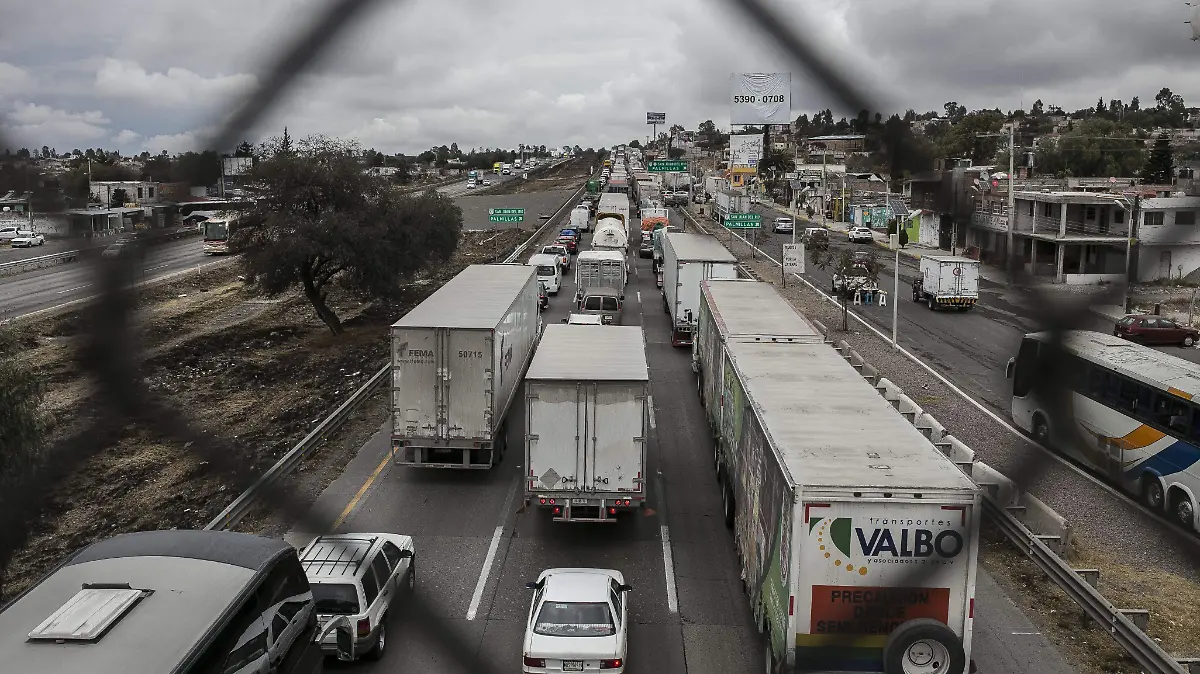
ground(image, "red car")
xmin=1115 ymin=315 xmax=1199 ymax=347
xmin=556 ymin=235 xmax=578 ymax=254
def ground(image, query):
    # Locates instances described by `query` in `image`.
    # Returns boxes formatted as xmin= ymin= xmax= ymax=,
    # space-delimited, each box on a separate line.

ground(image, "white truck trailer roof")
xmin=726 ymin=339 xmax=978 ymax=492
xmin=702 ymin=279 xmax=823 ymax=343
xmin=665 ymin=232 xmax=738 ymax=263
xmin=526 ymin=324 xmax=648 ymax=381
xmin=923 ymin=255 xmax=977 ymax=265
xmin=392 ymin=264 xmax=536 ymax=330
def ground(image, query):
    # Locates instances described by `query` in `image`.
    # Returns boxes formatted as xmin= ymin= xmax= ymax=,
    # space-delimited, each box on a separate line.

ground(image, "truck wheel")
xmin=722 ymin=482 xmax=735 ymax=529
xmin=882 ymin=619 xmax=965 ymax=674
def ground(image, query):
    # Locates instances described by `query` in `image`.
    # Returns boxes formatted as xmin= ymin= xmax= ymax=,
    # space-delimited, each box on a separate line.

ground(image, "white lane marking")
xmin=145 ymin=263 xmax=171 ymax=272
xmin=660 ymin=525 xmax=678 ymax=614
xmin=714 ymin=223 xmax=1153 ymax=507
xmin=1011 ymin=632 xmax=1043 ymax=636
xmin=648 ymin=395 xmax=656 ymax=430
xmin=466 ymin=476 xmax=520 ymax=621
xmin=637 ymin=291 xmax=642 ymax=303
xmin=57 ymin=284 xmax=90 ymax=294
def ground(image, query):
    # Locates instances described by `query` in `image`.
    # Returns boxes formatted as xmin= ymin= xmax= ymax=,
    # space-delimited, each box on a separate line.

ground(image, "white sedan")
xmin=10 ymin=231 xmax=45 ymax=247
xmin=523 ymin=568 xmax=631 ymax=673
xmin=847 ymin=226 xmax=875 ymax=243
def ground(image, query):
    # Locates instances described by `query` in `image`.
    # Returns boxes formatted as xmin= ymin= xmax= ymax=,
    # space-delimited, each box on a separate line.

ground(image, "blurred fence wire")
xmin=0 ymin=0 xmax=1196 ymax=672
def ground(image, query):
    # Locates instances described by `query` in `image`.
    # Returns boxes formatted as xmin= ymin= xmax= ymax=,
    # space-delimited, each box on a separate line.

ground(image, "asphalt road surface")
xmin=293 ymin=209 xmax=1076 ymax=673
xmin=0 ymin=172 xmax=561 ymax=320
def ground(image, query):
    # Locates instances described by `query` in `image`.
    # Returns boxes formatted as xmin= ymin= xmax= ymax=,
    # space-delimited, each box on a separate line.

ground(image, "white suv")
xmin=300 ymin=533 xmax=416 ymax=662
xmin=847 ymin=226 xmax=874 ymax=244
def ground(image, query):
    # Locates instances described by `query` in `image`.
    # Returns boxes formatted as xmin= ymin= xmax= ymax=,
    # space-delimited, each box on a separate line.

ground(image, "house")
xmin=903 ymin=209 xmax=940 ymax=248
xmin=1135 ymin=196 xmax=1200 ymax=282
xmin=802 ymin=135 xmax=866 ymax=161
xmin=89 ymin=181 xmax=161 ymax=207
xmin=1011 ymin=191 xmax=1131 ymax=284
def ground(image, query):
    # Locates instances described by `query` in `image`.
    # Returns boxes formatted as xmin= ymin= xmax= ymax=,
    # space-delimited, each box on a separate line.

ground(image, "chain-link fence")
xmin=0 ymin=1 xmax=1196 ymax=672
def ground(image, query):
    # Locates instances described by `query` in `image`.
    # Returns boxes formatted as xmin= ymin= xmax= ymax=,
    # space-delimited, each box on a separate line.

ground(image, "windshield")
xmin=202 ymin=221 xmax=230 ymax=241
xmin=310 ymin=582 xmax=359 ymax=614
xmin=537 ymin=265 xmax=557 ymax=277
xmin=583 ymin=296 xmax=604 ymax=311
xmin=1117 ymin=316 xmax=1136 ymax=327
xmin=534 ymin=601 xmax=615 ymax=637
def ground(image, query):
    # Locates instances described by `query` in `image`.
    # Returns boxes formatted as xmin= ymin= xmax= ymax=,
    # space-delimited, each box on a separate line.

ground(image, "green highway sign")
xmin=488 ymin=207 xmax=525 ymax=223
xmin=724 ymin=212 xmax=762 ymax=229
xmin=648 ymin=160 xmax=688 ymax=173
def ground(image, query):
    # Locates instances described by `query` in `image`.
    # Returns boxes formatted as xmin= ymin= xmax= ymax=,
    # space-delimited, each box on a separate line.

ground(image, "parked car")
xmin=1115 ymin=315 xmax=1200 ymax=347
xmin=847 ymin=226 xmax=874 ymax=243
xmin=772 ymin=217 xmax=794 ymax=234
xmin=299 ymin=533 xmax=416 ymax=662
xmin=0 ymin=226 xmax=21 ymax=242
xmin=10 ymin=231 xmax=45 ymax=247
xmin=542 ymin=244 xmax=571 ymax=271
xmin=523 ymin=568 xmax=632 ymax=674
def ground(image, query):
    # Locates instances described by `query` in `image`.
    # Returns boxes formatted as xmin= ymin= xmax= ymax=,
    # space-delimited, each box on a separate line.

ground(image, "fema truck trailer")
xmin=912 ymin=255 xmax=980 ymax=311
xmin=390 ymin=264 xmax=543 ymax=469
xmin=694 ymin=278 xmax=981 ymax=674
xmin=524 ymin=324 xmax=650 ymax=522
xmin=661 ymin=232 xmax=739 ymax=347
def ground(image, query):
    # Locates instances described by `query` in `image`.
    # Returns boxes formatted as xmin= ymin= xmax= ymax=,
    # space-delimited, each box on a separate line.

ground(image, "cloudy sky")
xmin=1 ymin=0 xmax=1196 ymax=156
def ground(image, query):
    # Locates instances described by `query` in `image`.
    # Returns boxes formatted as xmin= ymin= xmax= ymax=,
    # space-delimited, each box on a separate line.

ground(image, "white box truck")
xmin=524 ymin=324 xmax=649 ymax=522
xmin=912 ymin=255 xmax=980 ymax=311
xmin=390 ymin=264 xmax=542 ymax=469
xmin=661 ymin=232 xmax=739 ymax=347
xmin=569 ymin=204 xmax=591 ymax=232
xmin=694 ymin=279 xmax=981 ymax=674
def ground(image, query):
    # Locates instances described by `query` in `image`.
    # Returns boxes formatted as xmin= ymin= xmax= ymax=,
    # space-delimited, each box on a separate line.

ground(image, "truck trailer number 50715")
xmin=459 ymin=350 xmax=484 ymax=358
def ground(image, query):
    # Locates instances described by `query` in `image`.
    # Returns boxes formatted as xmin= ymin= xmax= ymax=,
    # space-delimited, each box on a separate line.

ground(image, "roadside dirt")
xmin=0 ymin=228 xmax=528 ymax=601
xmin=485 ymin=157 xmax=592 ymax=195
xmin=677 ymin=207 xmax=1200 ymax=672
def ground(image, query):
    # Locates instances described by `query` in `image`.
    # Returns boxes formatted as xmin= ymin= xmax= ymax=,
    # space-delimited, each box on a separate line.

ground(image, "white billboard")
xmin=222 ymin=156 xmax=253 ymax=176
xmin=730 ymin=73 xmax=792 ymax=125
xmin=730 ymin=134 xmax=764 ymax=168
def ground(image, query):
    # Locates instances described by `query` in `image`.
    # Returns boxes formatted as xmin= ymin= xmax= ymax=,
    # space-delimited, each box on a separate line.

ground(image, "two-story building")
xmin=1135 ymin=196 xmax=1200 ymax=282
xmin=1011 ymin=191 xmax=1131 ymax=284
xmin=89 ymin=180 xmax=162 ymax=207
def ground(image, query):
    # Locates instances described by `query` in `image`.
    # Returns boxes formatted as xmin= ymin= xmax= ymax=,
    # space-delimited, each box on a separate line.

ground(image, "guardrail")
xmin=0 ymin=228 xmax=201 ymax=279
xmin=206 ymin=178 xmax=590 ymax=532
xmin=679 ymin=203 xmax=1196 ymax=674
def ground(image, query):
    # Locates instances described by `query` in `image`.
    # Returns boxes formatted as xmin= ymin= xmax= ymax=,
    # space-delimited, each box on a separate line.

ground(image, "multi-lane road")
xmin=0 ymin=171 xmax=540 ymax=320
xmin=290 ymin=202 xmax=1076 ymax=674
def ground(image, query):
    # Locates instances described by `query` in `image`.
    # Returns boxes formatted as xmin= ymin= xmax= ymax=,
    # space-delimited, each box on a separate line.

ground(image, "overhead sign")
xmin=647 ymin=112 xmax=666 ymax=125
xmin=648 ymin=160 xmax=687 ymax=173
xmin=730 ymin=134 xmax=764 ymax=169
xmin=488 ymin=207 xmax=524 ymax=224
xmin=730 ymin=73 xmax=792 ymax=125
xmin=783 ymin=243 xmax=805 ymax=274
xmin=222 ymin=156 xmax=253 ymax=176
xmin=725 ymin=212 xmax=762 ymax=229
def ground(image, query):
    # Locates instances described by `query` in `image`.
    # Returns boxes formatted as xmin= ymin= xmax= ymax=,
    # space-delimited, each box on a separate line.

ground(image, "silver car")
xmin=300 ymin=533 xmax=415 ymax=662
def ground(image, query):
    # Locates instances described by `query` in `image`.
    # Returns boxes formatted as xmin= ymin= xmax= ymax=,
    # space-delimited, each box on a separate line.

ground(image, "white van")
xmin=528 ymin=253 xmax=562 ymax=295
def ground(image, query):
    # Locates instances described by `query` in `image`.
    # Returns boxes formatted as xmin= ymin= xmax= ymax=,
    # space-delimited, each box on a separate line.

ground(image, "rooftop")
xmin=1013 ymin=191 xmax=1129 ymax=205
xmin=393 ymin=264 xmax=537 ymax=330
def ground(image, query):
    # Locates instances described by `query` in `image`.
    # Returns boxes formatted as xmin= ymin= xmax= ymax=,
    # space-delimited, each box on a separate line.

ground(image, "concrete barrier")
xmin=970 ymin=461 xmax=1019 ymax=507
xmin=1019 ymin=492 xmax=1073 ymax=555
xmin=915 ymin=412 xmax=947 ymax=443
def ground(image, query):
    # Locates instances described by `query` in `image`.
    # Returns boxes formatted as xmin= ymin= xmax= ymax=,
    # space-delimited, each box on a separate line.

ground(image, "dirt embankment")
xmin=0 ymin=228 xmax=528 ymax=601
xmin=484 ymin=157 xmax=593 ymax=195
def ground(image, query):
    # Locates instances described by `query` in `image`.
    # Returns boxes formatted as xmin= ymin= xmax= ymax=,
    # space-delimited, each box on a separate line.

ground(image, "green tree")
xmin=233 ymin=135 xmax=463 ymax=334
xmin=234 ymin=141 xmax=255 ymax=157
xmin=807 ymin=241 xmax=880 ymax=330
xmin=1142 ymin=131 xmax=1174 ymax=184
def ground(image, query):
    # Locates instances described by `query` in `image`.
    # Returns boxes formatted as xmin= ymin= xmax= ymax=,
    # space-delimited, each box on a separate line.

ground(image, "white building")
xmin=1135 ymin=196 xmax=1200 ymax=282
xmin=1011 ymin=191 xmax=1130 ymax=284
xmin=89 ymin=181 xmax=161 ymax=206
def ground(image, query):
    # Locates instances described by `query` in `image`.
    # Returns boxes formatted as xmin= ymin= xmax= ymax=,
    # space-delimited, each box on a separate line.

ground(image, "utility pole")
xmin=1124 ymin=194 xmax=1141 ymax=313
xmin=1007 ymin=122 xmax=1016 ymax=274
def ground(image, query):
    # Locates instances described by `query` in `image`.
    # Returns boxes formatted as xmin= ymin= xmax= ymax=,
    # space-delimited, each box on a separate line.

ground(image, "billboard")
xmin=730 ymin=134 xmax=764 ymax=168
xmin=730 ymin=73 xmax=792 ymax=125
xmin=647 ymin=111 xmax=666 ymax=125
xmin=222 ymin=156 xmax=253 ymax=176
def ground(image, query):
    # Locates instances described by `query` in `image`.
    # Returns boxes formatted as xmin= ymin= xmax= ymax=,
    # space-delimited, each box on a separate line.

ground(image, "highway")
xmin=292 ymin=207 xmax=1076 ymax=673
xmin=0 ymin=170 xmax=544 ymax=320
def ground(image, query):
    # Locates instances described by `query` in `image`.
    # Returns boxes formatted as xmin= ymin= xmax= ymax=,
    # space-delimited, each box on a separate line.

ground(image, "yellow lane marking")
xmin=333 ymin=453 xmax=391 ymax=530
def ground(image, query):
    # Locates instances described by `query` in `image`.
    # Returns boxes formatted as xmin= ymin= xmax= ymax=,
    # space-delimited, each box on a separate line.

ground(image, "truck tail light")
xmin=356 ymin=618 xmax=370 ymax=637
xmin=601 ymin=659 xmax=623 ymax=669
xmin=609 ymin=507 xmax=616 ymax=515
xmin=523 ymin=656 xmax=546 ymax=667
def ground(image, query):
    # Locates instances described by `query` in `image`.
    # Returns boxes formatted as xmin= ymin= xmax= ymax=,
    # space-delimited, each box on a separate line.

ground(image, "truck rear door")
xmin=587 ymin=384 xmax=645 ymax=494
xmin=939 ymin=260 xmax=978 ymax=298
xmin=445 ymin=329 xmax=492 ymax=441
xmin=527 ymin=382 xmax=582 ymax=493
xmin=392 ymin=327 xmax=439 ymax=439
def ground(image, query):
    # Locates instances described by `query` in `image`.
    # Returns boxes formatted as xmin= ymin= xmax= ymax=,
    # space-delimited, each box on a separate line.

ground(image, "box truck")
xmin=694 ymin=278 xmax=981 ymax=674
xmin=524 ymin=324 xmax=649 ymax=522
xmin=661 ymin=232 xmax=738 ymax=347
xmin=390 ymin=264 xmax=542 ymax=469
xmin=912 ymin=255 xmax=980 ymax=311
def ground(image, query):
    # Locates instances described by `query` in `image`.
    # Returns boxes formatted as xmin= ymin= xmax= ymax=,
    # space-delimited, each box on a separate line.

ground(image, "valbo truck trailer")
xmin=524 ymin=324 xmax=649 ymax=522
xmin=390 ymin=264 xmax=542 ymax=468
xmin=694 ymin=278 xmax=982 ymax=674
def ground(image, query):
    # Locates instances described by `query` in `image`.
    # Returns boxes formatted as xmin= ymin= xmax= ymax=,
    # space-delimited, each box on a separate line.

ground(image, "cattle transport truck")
xmin=524 ymin=324 xmax=649 ymax=522
xmin=390 ymin=264 xmax=542 ymax=468
xmin=661 ymin=232 xmax=738 ymax=347
xmin=695 ymin=278 xmax=982 ymax=674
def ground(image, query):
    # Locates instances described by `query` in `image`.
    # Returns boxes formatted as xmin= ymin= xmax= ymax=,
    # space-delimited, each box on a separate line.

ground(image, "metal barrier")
xmin=0 ymin=250 xmax=84 ymax=278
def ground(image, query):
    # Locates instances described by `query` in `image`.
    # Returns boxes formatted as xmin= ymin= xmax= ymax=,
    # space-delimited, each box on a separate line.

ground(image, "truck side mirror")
xmin=1005 ymin=357 xmax=1015 ymax=380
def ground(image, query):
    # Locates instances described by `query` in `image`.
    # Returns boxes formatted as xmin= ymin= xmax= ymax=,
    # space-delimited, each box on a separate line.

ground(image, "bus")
xmin=1007 ymin=330 xmax=1200 ymax=530
xmin=493 ymin=161 xmax=503 ymax=173
xmin=201 ymin=211 xmax=245 ymax=254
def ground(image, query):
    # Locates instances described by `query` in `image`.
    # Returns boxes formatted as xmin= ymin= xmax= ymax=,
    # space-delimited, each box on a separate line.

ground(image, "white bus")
xmin=201 ymin=211 xmax=245 ymax=254
xmin=1007 ymin=330 xmax=1200 ymax=530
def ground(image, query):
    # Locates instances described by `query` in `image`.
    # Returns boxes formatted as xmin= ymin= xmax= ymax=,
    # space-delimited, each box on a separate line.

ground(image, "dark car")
xmin=556 ymin=235 xmax=578 ymax=254
xmin=100 ymin=237 xmax=146 ymax=260
xmin=1115 ymin=315 xmax=1199 ymax=347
